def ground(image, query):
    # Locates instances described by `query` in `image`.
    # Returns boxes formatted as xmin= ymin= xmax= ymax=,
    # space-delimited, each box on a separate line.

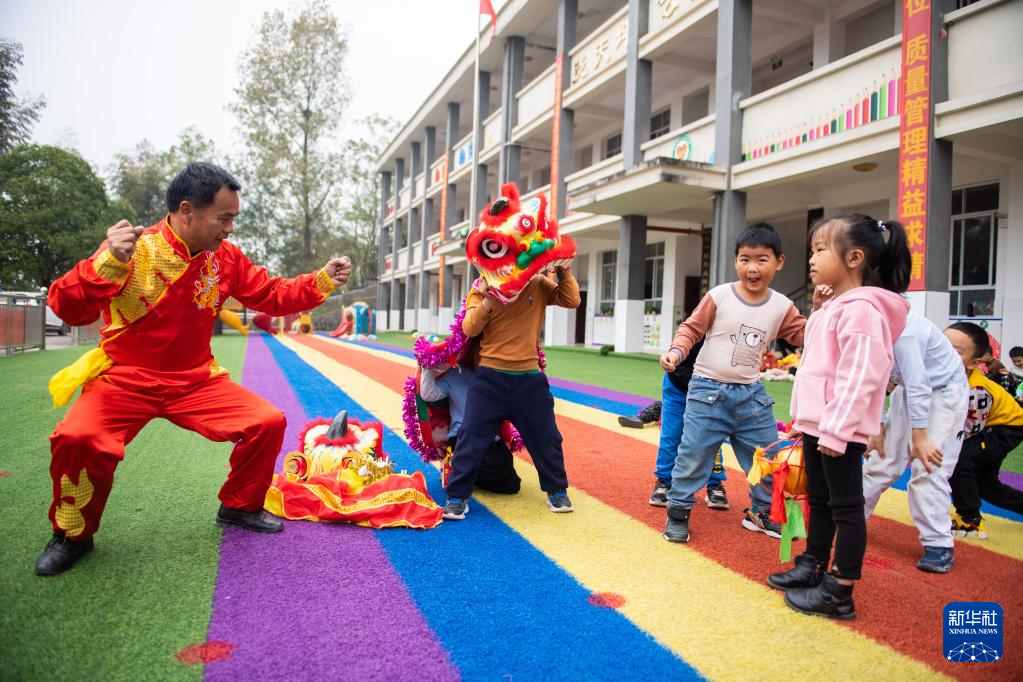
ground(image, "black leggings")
xmin=802 ymin=434 xmax=867 ymax=580
xmin=950 ymin=425 xmax=1023 ymax=522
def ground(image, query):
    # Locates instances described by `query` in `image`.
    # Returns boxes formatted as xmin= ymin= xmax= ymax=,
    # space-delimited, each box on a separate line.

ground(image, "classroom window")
xmin=650 ymin=108 xmax=671 ymax=140
xmin=644 ymin=242 xmax=665 ymax=314
xmin=600 ymin=250 xmax=617 ymax=315
xmin=949 ymin=183 xmax=999 ymax=317
xmin=604 ymin=131 xmax=622 ymax=159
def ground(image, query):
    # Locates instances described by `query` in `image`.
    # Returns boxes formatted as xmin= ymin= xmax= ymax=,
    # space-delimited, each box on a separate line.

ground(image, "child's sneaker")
xmin=705 ymin=484 xmax=729 ymax=510
xmin=663 ymin=506 xmax=691 ymax=543
xmin=547 ymin=490 xmax=574 ymax=513
xmin=442 ymin=498 xmax=469 ymax=520
xmin=951 ymin=512 xmax=987 ymax=539
xmin=741 ymin=507 xmax=782 ymax=539
xmin=649 ymin=478 xmax=670 ymax=507
xmin=917 ymin=546 xmax=954 ymax=573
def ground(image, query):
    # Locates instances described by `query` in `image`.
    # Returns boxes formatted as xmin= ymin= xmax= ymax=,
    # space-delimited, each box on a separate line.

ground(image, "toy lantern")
xmin=748 ymin=438 xmax=808 ymax=561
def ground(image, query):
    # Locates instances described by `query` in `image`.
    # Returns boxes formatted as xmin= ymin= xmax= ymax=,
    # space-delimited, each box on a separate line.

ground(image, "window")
xmin=599 ymin=250 xmax=617 ymax=315
xmin=604 ymin=131 xmax=622 ymax=159
xmin=949 ymin=183 xmax=999 ymax=317
xmin=650 ymin=108 xmax=671 ymax=140
xmin=538 ymin=166 xmax=551 ymax=186
xmin=644 ymin=242 xmax=665 ymax=314
xmin=682 ymin=88 xmax=709 ymax=126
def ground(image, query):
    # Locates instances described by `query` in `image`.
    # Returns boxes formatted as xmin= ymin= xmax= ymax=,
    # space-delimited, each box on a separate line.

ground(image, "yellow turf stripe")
xmin=278 ymin=336 xmax=947 ymax=681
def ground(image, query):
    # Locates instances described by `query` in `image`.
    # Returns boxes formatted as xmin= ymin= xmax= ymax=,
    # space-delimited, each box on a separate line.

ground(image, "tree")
xmin=0 ymin=38 xmax=45 ymax=154
xmin=230 ymin=0 xmax=350 ymax=276
xmin=0 ymin=145 xmax=135 ymax=289
xmin=335 ymin=115 xmax=399 ymax=288
xmin=108 ymin=127 xmax=218 ymax=225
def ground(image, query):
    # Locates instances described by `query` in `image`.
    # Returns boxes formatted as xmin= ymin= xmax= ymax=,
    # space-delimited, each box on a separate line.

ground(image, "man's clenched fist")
xmin=323 ymin=257 xmax=352 ymax=287
xmin=107 ymin=220 xmax=145 ymax=263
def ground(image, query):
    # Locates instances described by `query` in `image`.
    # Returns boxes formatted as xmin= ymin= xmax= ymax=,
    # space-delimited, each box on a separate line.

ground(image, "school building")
xmin=375 ymin=0 xmax=1023 ymax=358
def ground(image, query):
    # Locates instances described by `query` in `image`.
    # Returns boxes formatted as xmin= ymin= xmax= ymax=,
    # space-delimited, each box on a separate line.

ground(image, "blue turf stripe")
xmin=317 ymin=334 xmax=1023 ymax=522
xmin=265 ymin=335 xmax=703 ymax=681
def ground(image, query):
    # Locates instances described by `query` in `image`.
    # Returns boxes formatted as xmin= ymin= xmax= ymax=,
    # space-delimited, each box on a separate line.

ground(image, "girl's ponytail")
xmin=876 ymin=219 xmax=910 ymax=293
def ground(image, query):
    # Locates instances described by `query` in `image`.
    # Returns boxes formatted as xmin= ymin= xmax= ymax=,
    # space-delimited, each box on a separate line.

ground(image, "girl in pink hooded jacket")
xmin=768 ymin=213 xmax=911 ymax=621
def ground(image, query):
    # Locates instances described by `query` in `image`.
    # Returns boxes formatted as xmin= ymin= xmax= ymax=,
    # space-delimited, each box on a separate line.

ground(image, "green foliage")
xmin=0 ymin=38 xmax=45 ymax=154
xmin=599 ymin=344 xmax=615 ymax=356
xmin=0 ymin=144 xmax=130 ymax=290
xmin=107 ymin=127 xmax=218 ymax=225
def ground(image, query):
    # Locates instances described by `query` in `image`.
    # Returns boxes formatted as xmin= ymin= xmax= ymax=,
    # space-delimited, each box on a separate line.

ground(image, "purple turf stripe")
xmin=1000 ymin=470 xmax=1023 ymax=489
xmin=359 ymin=337 xmax=654 ymax=407
xmin=204 ymin=335 xmax=458 ymax=682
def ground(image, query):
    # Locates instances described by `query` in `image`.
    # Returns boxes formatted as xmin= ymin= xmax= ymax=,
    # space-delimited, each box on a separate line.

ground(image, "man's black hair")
xmin=1010 ymin=346 xmax=1023 ymax=358
xmin=166 ymin=162 xmax=241 ymax=213
xmin=947 ymin=321 xmax=990 ymax=360
xmin=735 ymin=222 xmax=783 ymax=257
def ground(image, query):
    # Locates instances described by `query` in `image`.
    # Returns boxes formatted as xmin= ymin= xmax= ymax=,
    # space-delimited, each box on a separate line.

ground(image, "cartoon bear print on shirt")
xmin=730 ymin=324 xmax=766 ymax=367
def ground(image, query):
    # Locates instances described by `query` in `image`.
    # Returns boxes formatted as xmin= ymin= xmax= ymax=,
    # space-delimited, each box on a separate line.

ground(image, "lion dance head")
xmin=465 ymin=182 xmax=576 ymax=304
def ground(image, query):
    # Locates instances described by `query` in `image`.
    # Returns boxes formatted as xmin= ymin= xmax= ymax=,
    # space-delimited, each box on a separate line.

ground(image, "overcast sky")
xmin=1 ymin=0 xmax=501 ymax=173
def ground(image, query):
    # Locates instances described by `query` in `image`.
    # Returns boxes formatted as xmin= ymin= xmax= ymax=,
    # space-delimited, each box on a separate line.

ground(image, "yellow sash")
xmin=49 ymin=347 xmax=113 ymax=408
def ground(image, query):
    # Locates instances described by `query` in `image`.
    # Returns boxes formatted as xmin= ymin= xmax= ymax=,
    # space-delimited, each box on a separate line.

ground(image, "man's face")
xmin=1012 ymin=355 xmax=1023 ymax=369
xmin=734 ymin=245 xmax=783 ymax=294
xmin=179 ymin=187 xmax=240 ymax=253
xmin=944 ymin=329 xmax=982 ymax=373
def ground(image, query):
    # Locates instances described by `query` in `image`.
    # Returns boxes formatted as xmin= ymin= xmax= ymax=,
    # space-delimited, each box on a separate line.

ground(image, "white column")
xmin=660 ymin=235 xmax=679 ymax=352
xmin=1000 ymin=165 xmax=1023 ymax=363
xmin=585 ymin=248 xmax=600 ymax=346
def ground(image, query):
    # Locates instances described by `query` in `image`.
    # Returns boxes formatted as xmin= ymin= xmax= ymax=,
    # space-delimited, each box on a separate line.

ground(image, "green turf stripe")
xmin=0 ymin=336 xmax=248 ymax=680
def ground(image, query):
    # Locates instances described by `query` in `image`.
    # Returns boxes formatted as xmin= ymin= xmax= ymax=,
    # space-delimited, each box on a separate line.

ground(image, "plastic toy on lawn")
xmin=289 ymin=313 xmax=314 ymax=334
xmin=747 ymin=435 xmax=807 ymax=561
xmin=330 ymin=301 xmax=376 ymax=339
xmin=401 ymin=304 xmax=535 ymax=485
xmin=466 ymin=182 xmax=576 ymax=304
xmin=264 ymin=410 xmax=442 ymax=528
xmin=251 ymin=313 xmax=278 ymax=334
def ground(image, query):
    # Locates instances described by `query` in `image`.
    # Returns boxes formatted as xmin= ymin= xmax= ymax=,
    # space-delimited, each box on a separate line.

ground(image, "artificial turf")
xmin=0 ymin=336 xmax=247 ymax=681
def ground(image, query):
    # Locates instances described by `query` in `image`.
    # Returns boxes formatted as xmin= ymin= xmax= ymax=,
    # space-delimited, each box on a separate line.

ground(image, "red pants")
xmin=48 ymin=375 xmax=286 ymax=540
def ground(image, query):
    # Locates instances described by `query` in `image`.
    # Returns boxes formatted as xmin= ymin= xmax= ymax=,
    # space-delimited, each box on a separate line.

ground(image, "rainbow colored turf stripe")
xmin=741 ymin=74 xmax=900 ymax=162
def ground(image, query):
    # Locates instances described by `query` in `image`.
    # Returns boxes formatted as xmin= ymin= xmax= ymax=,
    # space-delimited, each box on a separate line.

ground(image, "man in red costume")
xmin=37 ymin=162 xmax=352 ymax=576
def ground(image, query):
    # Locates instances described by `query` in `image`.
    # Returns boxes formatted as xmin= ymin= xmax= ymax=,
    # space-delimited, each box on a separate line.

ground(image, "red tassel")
xmin=769 ymin=463 xmax=789 ymax=525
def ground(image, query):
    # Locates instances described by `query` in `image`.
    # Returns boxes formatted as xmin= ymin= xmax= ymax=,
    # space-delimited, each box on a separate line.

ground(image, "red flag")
xmin=480 ymin=0 xmax=497 ymax=42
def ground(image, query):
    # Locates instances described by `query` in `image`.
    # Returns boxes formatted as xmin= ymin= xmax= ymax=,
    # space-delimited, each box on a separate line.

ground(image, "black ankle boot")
xmin=35 ymin=532 xmax=95 ymax=576
xmin=767 ymin=554 xmax=824 ymax=591
xmin=216 ymin=504 xmax=284 ymax=533
xmin=784 ymin=571 xmax=856 ymax=620
xmin=663 ymin=505 xmax=691 ymax=543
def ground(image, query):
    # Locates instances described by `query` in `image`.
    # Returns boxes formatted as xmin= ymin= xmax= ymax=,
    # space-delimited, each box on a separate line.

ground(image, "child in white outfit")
xmin=862 ymin=311 xmax=969 ymax=573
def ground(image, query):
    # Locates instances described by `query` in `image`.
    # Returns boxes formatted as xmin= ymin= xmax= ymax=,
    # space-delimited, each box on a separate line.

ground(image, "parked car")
xmin=0 ymin=291 xmax=69 ymax=335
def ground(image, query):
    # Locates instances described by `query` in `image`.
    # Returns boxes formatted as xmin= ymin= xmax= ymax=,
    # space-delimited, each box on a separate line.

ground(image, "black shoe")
xmin=649 ymin=478 xmax=670 ymax=507
xmin=767 ymin=554 xmax=824 ymax=591
xmin=35 ymin=532 xmax=95 ymax=576
xmin=705 ymin=484 xmax=730 ymax=510
xmin=784 ymin=572 xmax=856 ymax=620
xmin=663 ymin=506 xmax=691 ymax=543
xmin=216 ymin=504 xmax=284 ymax=533
xmin=442 ymin=497 xmax=469 ymax=520
xmin=547 ymin=490 xmax=574 ymax=513
xmin=618 ymin=415 xmax=645 ymax=429
xmin=637 ymin=401 xmax=661 ymax=424
xmin=917 ymin=545 xmax=954 ymax=574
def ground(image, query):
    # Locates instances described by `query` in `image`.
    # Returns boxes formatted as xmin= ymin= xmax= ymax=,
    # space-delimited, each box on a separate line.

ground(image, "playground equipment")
xmin=329 ymin=301 xmax=376 ymax=339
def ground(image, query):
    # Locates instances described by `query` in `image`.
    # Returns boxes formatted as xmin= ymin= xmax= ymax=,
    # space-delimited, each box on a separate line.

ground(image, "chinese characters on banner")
xmin=897 ymin=0 xmax=932 ymax=291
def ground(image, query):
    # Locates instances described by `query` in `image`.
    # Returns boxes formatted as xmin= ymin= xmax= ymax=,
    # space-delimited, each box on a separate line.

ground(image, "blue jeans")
xmin=655 ymin=374 xmax=726 ymax=488
xmin=667 ymin=376 xmax=775 ymax=511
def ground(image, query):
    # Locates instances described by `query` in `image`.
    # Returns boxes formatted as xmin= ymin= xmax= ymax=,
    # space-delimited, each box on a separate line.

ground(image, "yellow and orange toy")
xmin=747 ymin=437 xmax=807 ymax=561
xmin=264 ymin=410 xmax=442 ymax=529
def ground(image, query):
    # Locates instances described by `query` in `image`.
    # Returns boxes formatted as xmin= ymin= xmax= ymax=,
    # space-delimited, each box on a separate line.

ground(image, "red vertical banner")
xmin=550 ymin=52 xmax=564 ymax=219
xmin=897 ymin=0 xmax=932 ymax=291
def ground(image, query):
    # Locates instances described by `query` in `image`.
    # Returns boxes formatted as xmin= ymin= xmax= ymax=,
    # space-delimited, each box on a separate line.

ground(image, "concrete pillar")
xmin=623 ymin=0 xmax=651 ymax=169
xmin=812 ymin=9 xmax=845 ymax=70
xmin=439 ymin=261 xmax=456 ymax=331
xmin=661 ymin=235 xmax=679 ymax=352
xmin=1002 ymin=165 xmax=1023 ymax=360
xmin=377 ymin=171 xmax=391 ymax=315
xmin=418 ymin=270 xmax=431 ymax=333
xmin=906 ymin=0 xmax=955 ymax=326
xmin=615 ymin=215 xmax=647 ymax=352
xmin=710 ymin=0 xmax=752 ymax=287
xmin=395 ymin=157 xmax=406 ymax=210
xmin=555 ymin=0 xmax=578 ymax=219
xmin=500 ymin=36 xmax=525 ymax=185
xmin=445 ymin=103 xmax=460 ymax=230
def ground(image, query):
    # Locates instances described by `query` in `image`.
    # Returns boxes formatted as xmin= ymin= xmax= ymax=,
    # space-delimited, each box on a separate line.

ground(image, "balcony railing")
xmin=515 ymin=63 xmax=557 ymax=138
xmin=450 ymin=133 xmax=474 ymax=174
xmin=397 ymin=246 xmax=409 ymax=272
xmin=642 ymin=115 xmax=716 ymax=165
xmin=640 ymin=0 xmax=717 ymax=58
xmin=565 ymin=153 xmax=624 ymax=191
xmin=947 ymin=0 xmax=1022 ymax=103
xmin=414 ymin=172 xmax=425 ymax=198
xmin=739 ymin=36 xmax=902 ymax=163
xmin=398 ymin=185 xmax=411 ymax=210
xmin=430 ymin=155 xmax=447 ymax=187
xmin=564 ymin=5 xmax=629 ymax=102
xmin=482 ymin=109 xmax=502 ymax=157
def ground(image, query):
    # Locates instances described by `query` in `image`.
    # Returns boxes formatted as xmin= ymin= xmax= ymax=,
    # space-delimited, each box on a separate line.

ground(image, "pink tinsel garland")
xmin=402 ymin=375 xmax=445 ymax=462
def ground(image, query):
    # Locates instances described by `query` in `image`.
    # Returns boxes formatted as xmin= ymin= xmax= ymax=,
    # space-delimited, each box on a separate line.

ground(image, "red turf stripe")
xmin=296 ymin=335 xmax=1023 ymax=680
